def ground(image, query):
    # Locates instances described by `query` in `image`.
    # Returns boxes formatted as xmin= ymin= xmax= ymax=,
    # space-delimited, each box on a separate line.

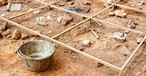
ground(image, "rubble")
xmin=21 ymin=33 xmax=29 ymax=40
xmin=97 ymin=63 xmax=103 ymax=67
xmin=136 ymin=37 xmax=143 ymax=44
xmin=82 ymin=39 xmax=90 ymax=46
xmin=109 ymin=12 xmax=115 ymax=16
xmin=114 ymin=10 xmax=127 ymax=18
xmin=1 ymin=29 xmax=11 ymax=37
xmin=109 ymin=10 xmax=127 ymax=18
xmin=36 ymin=16 xmax=48 ymax=26
xmin=0 ymin=22 xmax=7 ymax=31
xmin=81 ymin=5 xmax=91 ymax=13
xmin=113 ymin=32 xmax=127 ymax=41
xmin=33 ymin=10 xmax=40 ymax=14
xmin=58 ymin=15 xmax=73 ymax=26
xmin=57 ymin=16 xmax=63 ymax=23
xmin=12 ymin=30 xmax=21 ymax=40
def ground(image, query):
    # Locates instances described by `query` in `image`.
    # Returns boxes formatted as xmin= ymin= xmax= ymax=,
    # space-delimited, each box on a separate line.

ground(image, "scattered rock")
xmin=113 ymin=32 xmax=127 ymax=42
xmin=21 ymin=33 xmax=29 ymax=40
xmin=34 ymin=10 xmax=40 ymax=14
xmin=57 ymin=16 xmax=63 ymax=23
xmin=47 ymin=15 xmax=52 ymax=20
xmin=115 ymin=10 xmax=127 ymax=18
xmin=83 ymin=0 xmax=92 ymax=5
xmin=66 ymin=8 xmax=81 ymax=13
xmin=59 ymin=15 xmax=73 ymax=26
xmin=82 ymin=39 xmax=91 ymax=46
xmin=0 ymin=22 xmax=7 ymax=31
xmin=109 ymin=12 xmax=115 ymax=16
xmin=81 ymin=5 xmax=91 ymax=13
xmin=36 ymin=16 xmax=48 ymax=26
xmin=1 ymin=29 xmax=11 ymax=37
xmin=12 ymin=30 xmax=21 ymax=40
xmin=97 ymin=63 xmax=103 ymax=67
xmin=136 ymin=37 xmax=143 ymax=44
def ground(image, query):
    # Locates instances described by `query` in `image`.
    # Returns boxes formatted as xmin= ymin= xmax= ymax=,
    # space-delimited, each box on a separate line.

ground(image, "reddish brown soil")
xmin=0 ymin=0 xmax=146 ymax=76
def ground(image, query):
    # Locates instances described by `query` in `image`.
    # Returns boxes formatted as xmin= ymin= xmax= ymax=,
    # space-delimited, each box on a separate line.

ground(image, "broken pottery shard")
xmin=113 ymin=32 xmax=127 ymax=41
xmin=10 ymin=4 xmax=22 ymax=11
xmin=66 ymin=8 xmax=81 ymax=13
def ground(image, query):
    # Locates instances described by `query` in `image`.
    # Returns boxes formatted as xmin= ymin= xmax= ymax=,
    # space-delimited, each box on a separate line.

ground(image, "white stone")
xmin=57 ymin=16 xmax=63 ymax=23
xmin=34 ymin=10 xmax=40 ymax=14
xmin=82 ymin=39 xmax=90 ymax=46
xmin=10 ymin=4 xmax=22 ymax=11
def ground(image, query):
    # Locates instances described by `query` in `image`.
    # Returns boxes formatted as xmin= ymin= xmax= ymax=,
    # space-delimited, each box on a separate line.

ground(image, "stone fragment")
xmin=59 ymin=15 xmax=73 ymax=26
xmin=57 ymin=16 xmax=63 ymax=23
xmin=113 ymin=32 xmax=127 ymax=41
xmin=115 ymin=10 xmax=127 ymax=18
xmin=81 ymin=5 xmax=91 ymax=13
xmin=97 ymin=63 xmax=103 ymax=67
xmin=109 ymin=12 xmax=115 ymax=16
xmin=12 ymin=30 xmax=21 ymax=39
xmin=1 ymin=29 xmax=11 ymax=37
xmin=21 ymin=33 xmax=29 ymax=40
xmin=0 ymin=22 xmax=7 ymax=31
xmin=34 ymin=10 xmax=40 ymax=14
xmin=136 ymin=37 xmax=143 ymax=44
xmin=82 ymin=39 xmax=90 ymax=46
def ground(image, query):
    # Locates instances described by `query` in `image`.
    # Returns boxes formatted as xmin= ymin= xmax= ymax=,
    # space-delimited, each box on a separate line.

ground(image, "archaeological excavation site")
xmin=1 ymin=0 xmax=146 ymax=76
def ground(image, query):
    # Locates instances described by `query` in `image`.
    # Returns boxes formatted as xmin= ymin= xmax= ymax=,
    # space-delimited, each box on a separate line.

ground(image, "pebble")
xmin=81 ymin=5 xmax=91 ymax=13
xmin=1 ymin=29 xmax=11 ymax=37
xmin=113 ymin=32 xmax=127 ymax=42
xmin=33 ymin=10 xmax=40 ymax=14
xmin=0 ymin=22 xmax=7 ymax=31
xmin=57 ymin=16 xmax=63 ymax=23
xmin=21 ymin=33 xmax=29 ymax=40
xmin=82 ymin=39 xmax=90 ymax=46
xmin=12 ymin=30 xmax=21 ymax=40
xmin=97 ymin=63 xmax=103 ymax=67
xmin=59 ymin=15 xmax=73 ymax=26
xmin=115 ymin=10 xmax=127 ymax=18
xmin=109 ymin=12 xmax=115 ymax=16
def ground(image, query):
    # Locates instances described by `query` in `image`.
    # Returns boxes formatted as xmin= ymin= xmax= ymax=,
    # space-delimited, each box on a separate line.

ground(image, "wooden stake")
xmin=119 ymin=36 xmax=146 ymax=76
xmin=90 ymin=29 xmax=99 ymax=39
xmin=0 ymin=16 xmax=121 ymax=71
xmin=7 ymin=0 xmax=12 ymax=12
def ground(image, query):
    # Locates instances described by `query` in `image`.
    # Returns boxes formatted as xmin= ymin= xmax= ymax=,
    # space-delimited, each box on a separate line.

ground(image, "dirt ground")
xmin=0 ymin=0 xmax=146 ymax=76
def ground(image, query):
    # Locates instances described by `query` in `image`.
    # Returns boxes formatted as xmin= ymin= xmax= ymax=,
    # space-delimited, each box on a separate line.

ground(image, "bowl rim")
xmin=16 ymin=40 xmax=56 ymax=60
